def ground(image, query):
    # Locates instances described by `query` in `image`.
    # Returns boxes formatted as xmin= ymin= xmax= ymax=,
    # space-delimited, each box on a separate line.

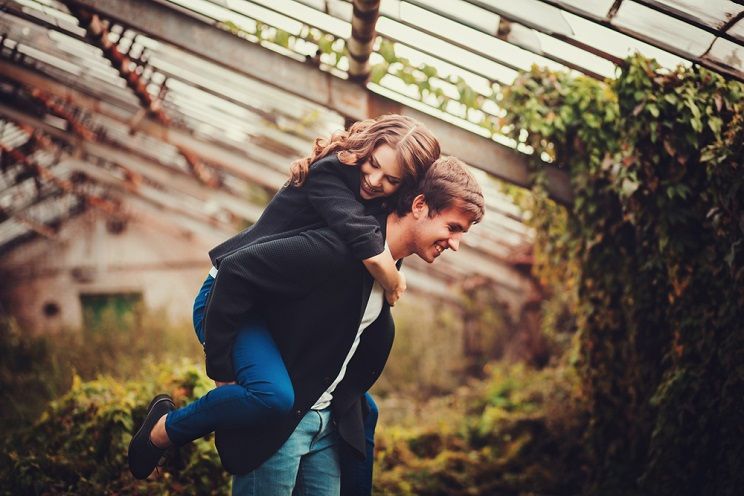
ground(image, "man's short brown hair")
xmin=395 ymin=156 xmax=485 ymax=222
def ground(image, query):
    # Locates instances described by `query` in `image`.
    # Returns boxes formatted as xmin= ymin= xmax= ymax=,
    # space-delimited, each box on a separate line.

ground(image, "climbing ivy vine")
xmin=499 ymin=55 xmax=744 ymax=495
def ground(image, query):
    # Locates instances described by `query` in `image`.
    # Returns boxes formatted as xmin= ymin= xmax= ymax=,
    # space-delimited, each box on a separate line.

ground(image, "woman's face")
xmin=358 ymin=144 xmax=404 ymax=200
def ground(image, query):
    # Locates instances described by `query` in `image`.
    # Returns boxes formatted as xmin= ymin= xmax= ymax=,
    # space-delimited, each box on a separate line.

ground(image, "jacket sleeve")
xmin=304 ymin=160 xmax=385 ymax=261
xmin=203 ymin=229 xmax=349 ymax=381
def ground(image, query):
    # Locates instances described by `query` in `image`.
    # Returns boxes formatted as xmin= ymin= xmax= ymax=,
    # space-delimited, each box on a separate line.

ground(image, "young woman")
xmin=128 ymin=114 xmax=440 ymax=485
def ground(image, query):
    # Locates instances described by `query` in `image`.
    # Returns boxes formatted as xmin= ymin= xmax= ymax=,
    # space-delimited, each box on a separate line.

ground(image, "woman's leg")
xmin=339 ymin=392 xmax=378 ymax=496
xmin=192 ymin=272 xmax=215 ymax=346
xmin=130 ymin=276 xmax=296 ymax=478
xmin=164 ymin=319 xmax=294 ymax=445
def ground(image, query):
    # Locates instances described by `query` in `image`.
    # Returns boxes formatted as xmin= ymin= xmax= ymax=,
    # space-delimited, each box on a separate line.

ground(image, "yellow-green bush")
xmin=373 ymin=363 xmax=587 ymax=495
xmin=0 ymin=361 xmax=228 ymax=495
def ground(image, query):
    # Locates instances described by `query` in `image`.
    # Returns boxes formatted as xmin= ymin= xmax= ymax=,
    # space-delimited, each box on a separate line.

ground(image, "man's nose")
xmin=448 ymin=236 xmax=460 ymax=251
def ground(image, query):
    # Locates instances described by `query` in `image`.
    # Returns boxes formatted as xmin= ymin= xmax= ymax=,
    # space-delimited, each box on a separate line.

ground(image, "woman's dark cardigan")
xmin=209 ymin=154 xmax=385 ymax=271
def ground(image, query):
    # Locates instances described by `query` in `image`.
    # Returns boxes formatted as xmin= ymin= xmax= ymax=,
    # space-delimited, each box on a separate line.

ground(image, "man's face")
xmin=410 ymin=199 xmax=474 ymax=263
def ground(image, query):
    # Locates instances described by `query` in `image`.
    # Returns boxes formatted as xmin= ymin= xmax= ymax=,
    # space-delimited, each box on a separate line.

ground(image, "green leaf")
xmin=379 ymin=39 xmax=397 ymax=64
xmin=708 ymin=116 xmax=722 ymax=134
xmin=317 ymin=36 xmax=333 ymax=54
xmin=273 ymin=29 xmax=290 ymax=48
xmin=621 ymin=178 xmax=639 ymax=197
xmin=369 ymin=62 xmax=388 ymax=84
xmin=421 ymin=64 xmax=437 ymax=79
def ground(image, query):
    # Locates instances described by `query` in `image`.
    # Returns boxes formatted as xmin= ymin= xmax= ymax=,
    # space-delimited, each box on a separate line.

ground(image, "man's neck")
xmin=386 ymin=213 xmax=412 ymax=261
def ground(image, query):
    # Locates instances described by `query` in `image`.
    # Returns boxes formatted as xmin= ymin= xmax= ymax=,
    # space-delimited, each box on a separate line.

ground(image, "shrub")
xmin=373 ymin=362 xmax=587 ymax=495
xmin=0 ymin=361 xmax=229 ymax=495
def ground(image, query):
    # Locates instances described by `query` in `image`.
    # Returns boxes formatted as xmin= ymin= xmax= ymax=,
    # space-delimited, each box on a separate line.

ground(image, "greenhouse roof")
xmin=0 ymin=0 xmax=740 ymax=298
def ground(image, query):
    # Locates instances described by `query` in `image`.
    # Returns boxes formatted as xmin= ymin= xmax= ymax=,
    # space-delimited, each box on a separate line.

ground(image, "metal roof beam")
xmin=66 ymin=0 xmax=572 ymax=204
xmin=0 ymin=61 xmax=289 ymax=190
xmin=0 ymin=102 xmax=264 ymax=223
xmin=62 ymin=1 xmax=221 ymax=187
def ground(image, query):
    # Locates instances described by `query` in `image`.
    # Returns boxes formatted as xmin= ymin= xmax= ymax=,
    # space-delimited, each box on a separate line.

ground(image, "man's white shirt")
xmin=311 ymin=279 xmax=385 ymax=410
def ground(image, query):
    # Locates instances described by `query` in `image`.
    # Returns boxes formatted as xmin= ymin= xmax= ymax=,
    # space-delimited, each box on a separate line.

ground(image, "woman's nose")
xmin=368 ymin=171 xmax=383 ymax=187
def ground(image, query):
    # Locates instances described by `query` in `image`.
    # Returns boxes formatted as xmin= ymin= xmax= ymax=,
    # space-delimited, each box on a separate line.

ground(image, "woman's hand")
xmin=215 ymin=380 xmax=236 ymax=388
xmin=385 ymin=270 xmax=406 ymax=306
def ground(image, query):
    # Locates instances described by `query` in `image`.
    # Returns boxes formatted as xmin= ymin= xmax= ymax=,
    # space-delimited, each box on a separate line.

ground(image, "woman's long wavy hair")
xmin=289 ymin=114 xmax=440 ymax=198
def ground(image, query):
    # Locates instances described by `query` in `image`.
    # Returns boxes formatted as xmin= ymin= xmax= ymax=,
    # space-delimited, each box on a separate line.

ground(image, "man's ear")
xmin=411 ymin=194 xmax=428 ymax=219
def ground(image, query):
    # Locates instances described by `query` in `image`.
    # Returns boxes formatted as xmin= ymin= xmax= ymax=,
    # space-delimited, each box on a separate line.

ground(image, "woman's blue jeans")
xmin=167 ymin=273 xmax=378 ymax=494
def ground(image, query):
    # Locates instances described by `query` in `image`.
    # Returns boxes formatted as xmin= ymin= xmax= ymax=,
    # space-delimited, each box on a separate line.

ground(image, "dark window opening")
xmin=79 ymin=292 xmax=143 ymax=332
xmin=42 ymin=301 xmax=60 ymax=318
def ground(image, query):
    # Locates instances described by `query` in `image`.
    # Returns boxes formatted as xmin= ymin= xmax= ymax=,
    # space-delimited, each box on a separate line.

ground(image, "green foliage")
xmin=0 ymin=362 xmax=228 ymax=495
xmin=374 ymin=363 xmax=586 ymax=495
xmin=0 ymin=319 xmax=69 ymax=432
xmin=376 ymin=295 xmax=467 ymax=399
xmin=0 ymin=310 xmax=201 ymax=432
xmin=500 ymin=55 xmax=744 ymax=495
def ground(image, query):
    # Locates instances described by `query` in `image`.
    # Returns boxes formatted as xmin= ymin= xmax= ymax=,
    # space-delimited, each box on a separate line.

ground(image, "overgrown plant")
xmin=0 ymin=363 xmax=228 ymax=495
xmin=500 ymin=55 xmax=744 ymax=495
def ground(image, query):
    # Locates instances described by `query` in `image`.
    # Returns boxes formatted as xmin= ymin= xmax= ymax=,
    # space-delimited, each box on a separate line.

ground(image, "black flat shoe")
xmin=128 ymin=394 xmax=175 ymax=480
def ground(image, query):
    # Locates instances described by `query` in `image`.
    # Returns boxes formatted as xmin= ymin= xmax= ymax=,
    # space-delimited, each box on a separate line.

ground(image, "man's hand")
xmin=215 ymin=380 xmax=236 ymax=388
xmin=385 ymin=271 xmax=406 ymax=306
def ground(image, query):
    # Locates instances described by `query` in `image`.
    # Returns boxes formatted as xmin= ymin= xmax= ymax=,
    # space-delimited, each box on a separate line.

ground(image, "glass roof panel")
xmin=707 ymin=37 xmax=744 ymax=71
xmin=612 ymin=1 xmax=715 ymax=57
xmin=653 ymin=0 xmax=744 ymax=30
xmin=563 ymin=11 xmax=691 ymax=69
xmin=326 ymin=0 xmax=353 ymax=21
xmin=728 ymin=18 xmax=744 ymax=43
xmin=401 ymin=0 xmax=501 ymax=35
xmin=472 ymin=0 xmax=575 ymax=37
xmin=230 ymin=0 xmax=350 ymax=38
xmin=552 ymin=0 xmax=615 ymax=19
xmin=395 ymin=3 xmax=568 ymax=74
xmin=14 ymin=0 xmax=85 ymax=35
xmin=535 ymin=31 xmax=618 ymax=78
xmin=376 ymin=16 xmax=520 ymax=83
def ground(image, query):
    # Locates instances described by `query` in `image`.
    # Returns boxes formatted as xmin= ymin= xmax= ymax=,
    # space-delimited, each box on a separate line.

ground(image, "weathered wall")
xmin=0 ymin=210 xmax=222 ymax=334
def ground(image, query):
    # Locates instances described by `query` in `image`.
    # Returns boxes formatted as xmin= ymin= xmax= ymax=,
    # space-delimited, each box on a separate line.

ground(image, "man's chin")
xmin=416 ymin=252 xmax=436 ymax=263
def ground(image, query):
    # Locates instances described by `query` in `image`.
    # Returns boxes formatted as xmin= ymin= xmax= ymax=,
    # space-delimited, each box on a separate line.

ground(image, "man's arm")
xmin=204 ymin=229 xmax=350 ymax=382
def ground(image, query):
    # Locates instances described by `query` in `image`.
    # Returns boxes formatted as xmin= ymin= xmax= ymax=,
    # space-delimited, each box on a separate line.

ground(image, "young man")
xmin=140 ymin=157 xmax=484 ymax=494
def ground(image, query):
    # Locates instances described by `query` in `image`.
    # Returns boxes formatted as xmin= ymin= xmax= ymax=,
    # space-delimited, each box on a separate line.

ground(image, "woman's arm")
xmin=362 ymin=248 xmax=406 ymax=305
xmin=305 ymin=159 xmax=386 ymax=261
xmin=305 ymin=159 xmax=404 ymax=301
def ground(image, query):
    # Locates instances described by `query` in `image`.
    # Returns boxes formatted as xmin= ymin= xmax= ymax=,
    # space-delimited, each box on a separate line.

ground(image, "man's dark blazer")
xmin=203 ymin=213 xmax=396 ymax=475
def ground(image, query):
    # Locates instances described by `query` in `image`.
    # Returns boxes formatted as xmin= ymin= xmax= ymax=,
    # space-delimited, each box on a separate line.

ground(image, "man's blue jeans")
xmin=232 ymin=408 xmax=340 ymax=496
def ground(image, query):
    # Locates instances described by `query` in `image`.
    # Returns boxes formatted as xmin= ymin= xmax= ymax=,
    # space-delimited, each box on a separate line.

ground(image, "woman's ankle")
xmin=149 ymin=414 xmax=172 ymax=449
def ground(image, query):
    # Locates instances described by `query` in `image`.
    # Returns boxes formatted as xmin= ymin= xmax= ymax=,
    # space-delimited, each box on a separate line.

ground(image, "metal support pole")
xmin=347 ymin=0 xmax=380 ymax=82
